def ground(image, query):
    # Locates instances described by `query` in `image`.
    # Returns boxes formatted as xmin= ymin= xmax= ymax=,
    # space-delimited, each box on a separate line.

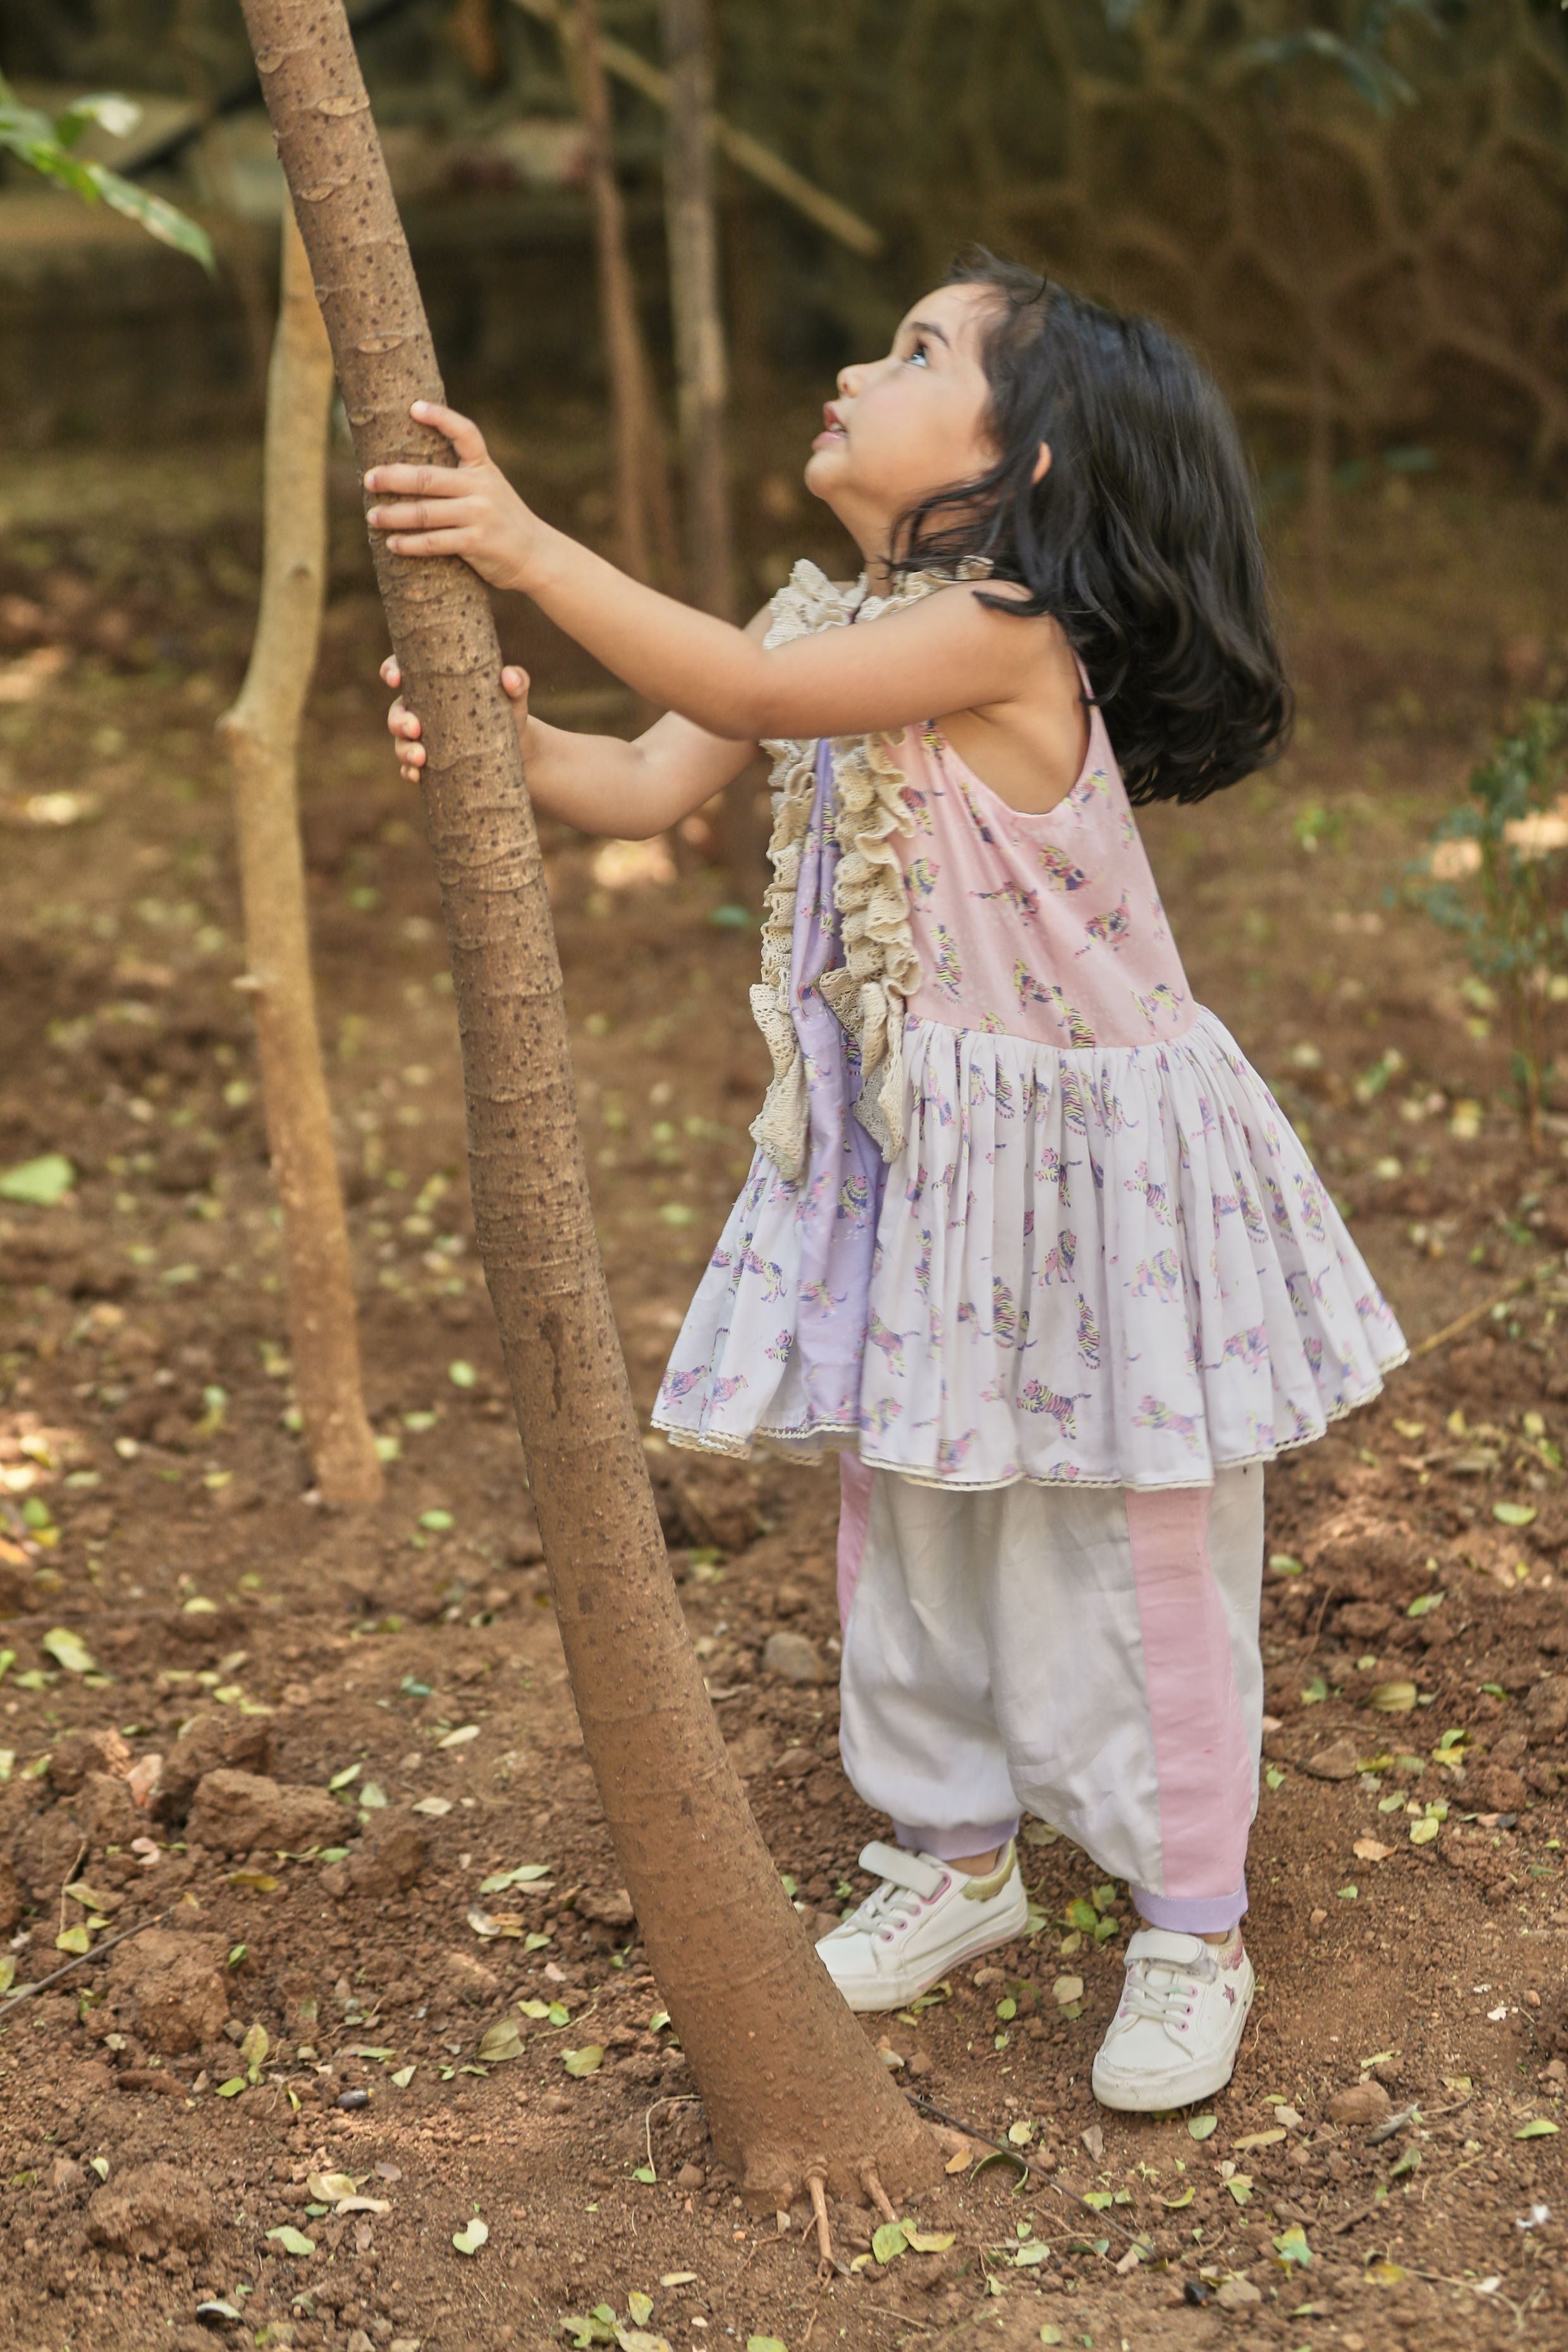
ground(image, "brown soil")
xmin=1 ymin=430 xmax=1566 ymax=2352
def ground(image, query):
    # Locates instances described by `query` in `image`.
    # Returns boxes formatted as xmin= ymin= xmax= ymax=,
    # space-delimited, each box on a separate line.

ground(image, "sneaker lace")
xmin=1120 ymin=1945 xmax=1217 ymax=2029
xmin=850 ymin=1875 xmax=936 ymax=1936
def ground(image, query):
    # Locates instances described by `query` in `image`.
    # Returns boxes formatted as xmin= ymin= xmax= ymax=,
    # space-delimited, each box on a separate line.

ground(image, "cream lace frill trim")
xmin=748 ymin=555 xmax=989 ymax=1181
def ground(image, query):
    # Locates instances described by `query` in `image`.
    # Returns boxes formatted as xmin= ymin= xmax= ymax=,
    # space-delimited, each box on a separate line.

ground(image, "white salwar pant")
xmin=836 ymin=1459 xmax=1266 ymax=1933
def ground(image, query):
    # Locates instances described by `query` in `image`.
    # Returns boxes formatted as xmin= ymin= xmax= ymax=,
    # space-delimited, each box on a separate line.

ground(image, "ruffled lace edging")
xmin=747 ymin=557 xmax=986 ymax=1182
xmin=653 ymin=1008 xmax=1407 ymax=1493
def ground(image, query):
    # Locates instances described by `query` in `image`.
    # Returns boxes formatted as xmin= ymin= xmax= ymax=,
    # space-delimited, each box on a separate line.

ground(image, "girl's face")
xmin=804 ymin=282 xmax=999 ymax=549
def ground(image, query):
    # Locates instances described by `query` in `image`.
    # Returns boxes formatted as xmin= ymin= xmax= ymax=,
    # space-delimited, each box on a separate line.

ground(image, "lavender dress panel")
xmin=650 ymin=745 xmax=883 ymax=1454
xmin=788 ymin=742 xmax=886 ymax=1433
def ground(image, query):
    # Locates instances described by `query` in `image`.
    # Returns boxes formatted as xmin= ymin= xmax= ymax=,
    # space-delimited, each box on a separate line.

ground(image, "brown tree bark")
xmin=658 ymin=0 xmax=735 ymax=626
xmin=563 ymin=0 xmax=680 ymax=591
xmin=236 ymin=0 xmax=936 ymax=2210
xmin=218 ymin=203 xmax=383 ymax=1510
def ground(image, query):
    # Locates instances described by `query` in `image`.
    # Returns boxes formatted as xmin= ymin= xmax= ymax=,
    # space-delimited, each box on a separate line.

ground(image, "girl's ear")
xmin=1032 ymin=441 xmax=1053 ymax=485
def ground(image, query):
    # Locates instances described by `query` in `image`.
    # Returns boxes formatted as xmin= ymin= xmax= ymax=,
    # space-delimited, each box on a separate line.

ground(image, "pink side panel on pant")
xmin=1125 ymin=1486 xmax=1252 ymax=1901
xmin=836 ymin=1454 xmax=876 ymax=1632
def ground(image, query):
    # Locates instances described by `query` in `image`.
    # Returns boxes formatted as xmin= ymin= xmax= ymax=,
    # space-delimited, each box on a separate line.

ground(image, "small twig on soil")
xmin=642 ymin=2090 xmax=701 ymax=2178
xmin=0 ymin=1909 xmax=169 ymax=2018
xmin=905 ymin=2092 xmax=1141 ymax=2248
xmin=864 ymin=2305 xmax=934 ymax=2331
xmin=735 ymin=2223 xmax=790 ymax=2277
xmin=806 ymin=2171 xmax=835 ymax=2279
xmin=1407 ymin=1265 xmax=1555 ymax=1363
xmin=1294 ymin=1581 xmax=1337 ymax=1660
xmin=861 ymin=2164 xmax=899 ymax=2226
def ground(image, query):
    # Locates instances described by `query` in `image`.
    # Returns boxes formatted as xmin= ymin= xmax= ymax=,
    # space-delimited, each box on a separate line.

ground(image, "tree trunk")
xmin=236 ymin=0 xmax=936 ymax=2211
xmin=658 ymin=0 xmax=766 ymax=889
xmin=658 ymin=0 xmax=734 ymax=625
xmin=218 ymin=204 xmax=383 ymax=1510
xmin=564 ymin=0 xmax=680 ymax=591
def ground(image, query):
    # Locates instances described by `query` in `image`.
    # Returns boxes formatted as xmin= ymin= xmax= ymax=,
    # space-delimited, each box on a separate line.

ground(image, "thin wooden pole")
xmin=218 ymin=205 xmax=383 ymax=1508
xmin=659 ymin=0 xmax=735 ymax=626
xmin=562 ymin=0 xmax=680 ymax=589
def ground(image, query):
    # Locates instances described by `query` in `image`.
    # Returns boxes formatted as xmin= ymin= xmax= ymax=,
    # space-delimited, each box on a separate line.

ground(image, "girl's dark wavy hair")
xmin=890 ymin=253 xmax=1292 ymax=804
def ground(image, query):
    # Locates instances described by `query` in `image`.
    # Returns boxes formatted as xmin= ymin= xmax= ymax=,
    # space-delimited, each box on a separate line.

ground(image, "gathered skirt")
xmin=653 ymin=1005 xmax=1406 ymax=1493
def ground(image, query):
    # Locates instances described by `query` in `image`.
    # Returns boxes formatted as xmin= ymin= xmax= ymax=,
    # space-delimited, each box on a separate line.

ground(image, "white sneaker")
xmin=1091 ymin=1926 xmax=1255 ymax=2111
xmin=814 ymin=1839 xmax=1028 ymax=2014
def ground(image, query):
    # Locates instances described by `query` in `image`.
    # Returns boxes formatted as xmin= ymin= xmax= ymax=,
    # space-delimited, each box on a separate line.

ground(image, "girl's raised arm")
xmin=365 ymin=402 xmax=1044 ymax=746
xmin=383 ymin=606 xmax=772 ymax=843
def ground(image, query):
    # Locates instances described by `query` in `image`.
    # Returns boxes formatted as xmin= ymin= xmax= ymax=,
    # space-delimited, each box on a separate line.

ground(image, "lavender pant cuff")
xmin=895 ymin=1817 xmax=1021 ymax=1863
xmin=1131 ymin=1877 xmax=1249 ymax=1934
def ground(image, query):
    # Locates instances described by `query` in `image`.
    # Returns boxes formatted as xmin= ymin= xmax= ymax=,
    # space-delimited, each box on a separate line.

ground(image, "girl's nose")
xmin=837 ymin=364 xmax=861 ymax=398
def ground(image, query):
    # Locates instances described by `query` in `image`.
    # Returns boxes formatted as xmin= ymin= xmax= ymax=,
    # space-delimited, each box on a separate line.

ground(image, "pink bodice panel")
xmin=889 ymin=706 xmax=1192 ymax=1051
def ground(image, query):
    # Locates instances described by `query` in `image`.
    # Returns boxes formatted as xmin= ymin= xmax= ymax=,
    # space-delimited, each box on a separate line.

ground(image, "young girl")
xmin=374 ymin=253 xmax=1406 ymax=2111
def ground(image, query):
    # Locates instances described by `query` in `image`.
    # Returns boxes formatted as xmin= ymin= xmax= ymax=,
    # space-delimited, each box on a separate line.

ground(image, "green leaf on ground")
xmin=563 ymin=2045 xmax=603 ymax=2077
xmin=871 ymin=2220 xmax=907 ymax=2262
xmin=41 ymin=1627 xmax=95 ymax=1675
xmin=0 ymin=1153 xmax=75 ymax=1205
xmin=266 ymin=2226 xmax=315 ymax=2257
xmin=452 ymin=2216 xmax=489 ymax=2255
xmin=1187 ymin=2114 xmax=1218 ymax=2140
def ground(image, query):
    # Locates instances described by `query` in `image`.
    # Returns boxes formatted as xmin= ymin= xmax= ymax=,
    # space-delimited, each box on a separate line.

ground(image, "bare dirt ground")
xmin=1 ymin=423 xmax=1567 ymax=2352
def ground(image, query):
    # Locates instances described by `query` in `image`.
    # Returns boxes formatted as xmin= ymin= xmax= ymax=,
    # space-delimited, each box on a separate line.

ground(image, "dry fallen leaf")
xmin=478 ymin=2019 xmax=525 ymax=2065
xmin=307 ymin=2172 xmax=358 ymax=2203
xmin=466 ymin=1907 xmax=527 ymax=1940
xmin=1354 ymin=1838 xmax=1395 ymax=1863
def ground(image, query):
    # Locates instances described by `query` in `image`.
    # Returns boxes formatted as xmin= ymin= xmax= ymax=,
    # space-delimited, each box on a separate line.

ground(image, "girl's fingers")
xmin=365 ymin=466 xmax=469 ymax=504
xmin=381 ymin=656 xmax=401 ymax=687
xmin=500 ymin=665 xmax=530 ymax=701
xmin=384 ymin=531 xmax=467 ymax=558
xmin=367 ymin=494 xmax=469 ymax=532
xmin=410 ymin=398 xmax=488 ymax=464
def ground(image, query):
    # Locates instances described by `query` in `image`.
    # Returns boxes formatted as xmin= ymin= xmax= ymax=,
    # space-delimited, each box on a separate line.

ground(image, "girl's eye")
xmin=905 ymin=338 xmax=929 ymax=368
